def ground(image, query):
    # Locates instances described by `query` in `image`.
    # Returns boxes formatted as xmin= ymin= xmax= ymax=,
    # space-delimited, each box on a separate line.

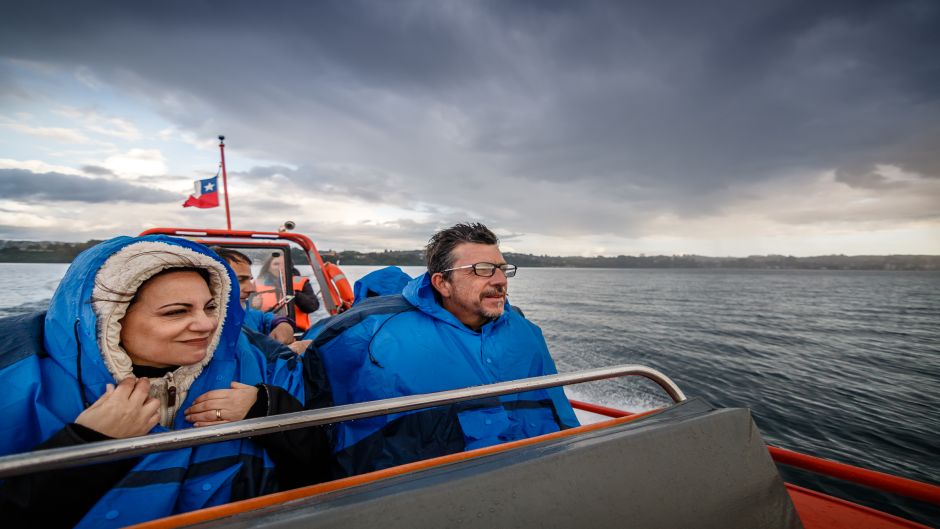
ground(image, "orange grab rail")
xmin=568 ymin=400 xmax=940 ymax=506
xmin=768 ymin=446 xmax=940 ymax=506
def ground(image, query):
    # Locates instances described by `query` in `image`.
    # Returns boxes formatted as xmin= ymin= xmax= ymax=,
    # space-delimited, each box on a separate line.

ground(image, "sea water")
xmin=2 ymin=263 xmax=938 ymax=524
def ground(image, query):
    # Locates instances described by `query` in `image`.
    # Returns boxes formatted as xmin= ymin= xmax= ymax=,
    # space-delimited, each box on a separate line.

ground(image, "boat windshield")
xmin=228 ymin=244 xmax=303 ymax=318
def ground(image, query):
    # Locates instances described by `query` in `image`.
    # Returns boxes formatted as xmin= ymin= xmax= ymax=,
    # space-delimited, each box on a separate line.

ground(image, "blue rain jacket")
xmin=0 ymin=235 xmax=304 ymax=528
xmin=243 ymin=306 xmax=277 ymax=334
xmin=351 ymin=266 xmax=412 ymax=305
xmin=305 ymin=272 xmax=578 ymax=477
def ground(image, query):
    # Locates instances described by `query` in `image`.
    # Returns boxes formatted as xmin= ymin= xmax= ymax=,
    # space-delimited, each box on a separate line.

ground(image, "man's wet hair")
xmin=425 ymin=222 xmax=499 ymax=277
xmin=210 ymin=246 xmax=252 ymax=266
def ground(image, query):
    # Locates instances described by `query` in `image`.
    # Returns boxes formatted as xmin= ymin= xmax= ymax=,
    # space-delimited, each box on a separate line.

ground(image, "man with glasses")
xmin=303 ymin=223 xmax=578 ymax=479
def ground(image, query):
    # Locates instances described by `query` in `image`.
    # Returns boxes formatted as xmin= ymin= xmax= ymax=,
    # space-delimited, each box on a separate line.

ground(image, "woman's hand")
xmin=185 ymin=382 xmax=259 ymax=427
xmin=75 ymin=377 xmax=160 ymax=438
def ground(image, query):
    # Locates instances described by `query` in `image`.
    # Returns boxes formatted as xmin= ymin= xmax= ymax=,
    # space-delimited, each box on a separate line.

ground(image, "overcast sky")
xmin=1 ymin=1 xmax=938 ymax=256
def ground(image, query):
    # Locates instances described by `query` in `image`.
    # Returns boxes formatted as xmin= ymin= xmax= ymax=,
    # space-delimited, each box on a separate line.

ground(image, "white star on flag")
xmin=204 ymin=182 xmax=215 ymax=192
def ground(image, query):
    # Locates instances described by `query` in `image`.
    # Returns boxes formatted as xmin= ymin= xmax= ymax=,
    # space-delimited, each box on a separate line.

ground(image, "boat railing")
xmin=0 ymin=364 xmax=684 ymax=479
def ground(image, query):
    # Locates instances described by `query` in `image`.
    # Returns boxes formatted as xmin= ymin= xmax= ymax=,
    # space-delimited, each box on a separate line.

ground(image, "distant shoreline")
xmin=330 ymin=250 xmax=940 ymax=271
xmin=1 ymin=240 xmax=938 ymax=270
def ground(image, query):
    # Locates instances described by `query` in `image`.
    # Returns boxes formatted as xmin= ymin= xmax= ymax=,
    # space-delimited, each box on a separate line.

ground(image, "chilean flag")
xmin=182 ymin=176 xmax=219 ymax=208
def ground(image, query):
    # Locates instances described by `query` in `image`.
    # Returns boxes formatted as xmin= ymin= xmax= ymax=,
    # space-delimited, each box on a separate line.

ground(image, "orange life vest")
xmin=256 ymin=276 xmax=315 ymax=330
xmin=292 ymin=276 xmax=311 ymax=330
xmin=253 ymin=282 xmax=279 ymax=313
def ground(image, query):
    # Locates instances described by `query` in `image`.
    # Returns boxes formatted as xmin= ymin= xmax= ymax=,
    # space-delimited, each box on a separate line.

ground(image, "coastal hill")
xmin=3 ymin=240 xmax=938 ymax=270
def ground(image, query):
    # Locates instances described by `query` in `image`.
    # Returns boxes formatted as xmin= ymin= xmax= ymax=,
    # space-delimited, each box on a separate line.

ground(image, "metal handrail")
xmin=0 ymin=364 xmax=684 ymax=478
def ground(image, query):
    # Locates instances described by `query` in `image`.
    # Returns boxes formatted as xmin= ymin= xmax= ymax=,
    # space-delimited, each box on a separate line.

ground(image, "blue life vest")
xmin=351 ymin=266 xmax=412 ymax=305
xmin=305 ymin=272 xmax=579 ymax=477
xmin=0 ymin=235 xmax=304 ymax=528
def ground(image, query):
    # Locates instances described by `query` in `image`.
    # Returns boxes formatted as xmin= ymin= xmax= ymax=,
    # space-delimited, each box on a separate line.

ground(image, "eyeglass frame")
xmin=439 ymin=262 xmax=517 ymax=278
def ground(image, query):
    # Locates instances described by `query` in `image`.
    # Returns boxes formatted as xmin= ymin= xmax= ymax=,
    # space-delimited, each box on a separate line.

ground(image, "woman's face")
xmin=119 ymin=270 xmax=218 ymax=368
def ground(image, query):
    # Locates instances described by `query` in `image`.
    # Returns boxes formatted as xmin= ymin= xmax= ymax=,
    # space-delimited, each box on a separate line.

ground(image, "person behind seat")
xmin=304 ymin=222 xmax=579 ymax=478
xmin=288 ymin=266 xmax=320 ymax=330
xmin=255 ymin=252 xmax=320 ymax=330
xmin=255 ymin=252 xmax=320 ymax=331
xmin=254 ymin=252 xmax=287 ymax=311
xmin=350 ymin=265 xmax=412 ymax=306
xmin=210 ymin=247 xmax=296 ymax=345
xmin=0 ymin=235 xmax=305 ymax=528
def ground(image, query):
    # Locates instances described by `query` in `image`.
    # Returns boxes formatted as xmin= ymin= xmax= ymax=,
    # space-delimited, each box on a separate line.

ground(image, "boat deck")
xmin=788 ymin=484 xmax=932 ymax=529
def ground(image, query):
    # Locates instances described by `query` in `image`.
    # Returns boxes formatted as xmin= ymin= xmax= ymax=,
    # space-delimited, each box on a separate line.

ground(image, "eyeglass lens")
xmin=472 ymin=263 xmax=517 ymax=277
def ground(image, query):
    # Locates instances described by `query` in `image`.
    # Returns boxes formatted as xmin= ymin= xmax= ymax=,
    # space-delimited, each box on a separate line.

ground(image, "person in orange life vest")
xmin=210 ymin=247 xmax=296 ymax=346
xmin=255 ymin=252 xmax=319 ymax=331
xmin=253 ymin=252 xmax=285 ymax=313
xmin=289 ymin=271 xmax=318 ymax=331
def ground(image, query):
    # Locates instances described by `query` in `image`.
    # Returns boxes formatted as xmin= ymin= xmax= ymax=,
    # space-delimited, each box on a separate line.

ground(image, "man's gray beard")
xmin=480 ymin=302 xmax=505 ymax=320
xmin=479 ymin=287 xmax=506 ymax=320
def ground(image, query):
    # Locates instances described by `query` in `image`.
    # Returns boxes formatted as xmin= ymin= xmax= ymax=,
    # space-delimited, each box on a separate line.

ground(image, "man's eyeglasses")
xmin=441 ymin=262 xmax=517 ymax=278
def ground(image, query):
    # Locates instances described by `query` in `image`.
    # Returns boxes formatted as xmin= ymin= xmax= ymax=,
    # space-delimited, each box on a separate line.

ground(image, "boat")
xmin=1 ymin=224 xmax=937 ymax=529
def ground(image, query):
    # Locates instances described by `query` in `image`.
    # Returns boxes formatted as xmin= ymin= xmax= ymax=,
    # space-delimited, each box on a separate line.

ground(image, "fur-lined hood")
xmin=42 ymin=235 xmax=245 ymax=429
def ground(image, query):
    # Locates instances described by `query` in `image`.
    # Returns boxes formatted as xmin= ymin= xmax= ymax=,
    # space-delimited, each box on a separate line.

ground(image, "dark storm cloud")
xmin=241 ymin=164 xmax=413 ymax=205
xmin=81 ymin=165 xmax=114 ymax=176
xmin=1 ymin=0 xmax=938 ymax=237
xmin=0 ymin=169 xmax=178 ymax=203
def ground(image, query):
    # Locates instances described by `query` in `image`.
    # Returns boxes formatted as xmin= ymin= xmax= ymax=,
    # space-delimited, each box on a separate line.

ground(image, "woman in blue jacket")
xmin=0 ymin=235 xmax=306 ymax=528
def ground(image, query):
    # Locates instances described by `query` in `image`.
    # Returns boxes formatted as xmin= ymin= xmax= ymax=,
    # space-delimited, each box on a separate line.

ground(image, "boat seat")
xmin=186 ymin=398 xmax=803 ymax=529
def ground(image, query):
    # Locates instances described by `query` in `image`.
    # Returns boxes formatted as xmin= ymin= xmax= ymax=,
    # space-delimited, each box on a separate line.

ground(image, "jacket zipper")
xmin=164 ymin=371 xmax=177 ymax=428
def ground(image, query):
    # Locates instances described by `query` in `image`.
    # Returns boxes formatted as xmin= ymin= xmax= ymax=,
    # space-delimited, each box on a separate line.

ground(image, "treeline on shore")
xmin=0 ymin=240 xmax=104 ymax=263
xmin=329 ymin=249 xmax=940 ymax=270
xmin=2 ymin=240 xmax=938 ymax=270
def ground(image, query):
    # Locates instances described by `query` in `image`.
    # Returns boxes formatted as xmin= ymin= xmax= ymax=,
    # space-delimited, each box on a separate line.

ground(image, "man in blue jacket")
xmin=211 ymin=247 xmax=296 ymax=346
xmin=305 ymin=222 xmax=578 ymax=478
xmin=351 ymin=265 xmax=412 ymax=305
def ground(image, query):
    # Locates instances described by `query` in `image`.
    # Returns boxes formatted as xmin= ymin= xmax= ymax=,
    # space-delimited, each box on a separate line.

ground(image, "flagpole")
xmin=218 ymin=135 xmax=232 ymax=230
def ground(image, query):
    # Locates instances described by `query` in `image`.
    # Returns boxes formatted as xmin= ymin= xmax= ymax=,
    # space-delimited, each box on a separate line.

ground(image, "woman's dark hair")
xmin=257 ymin=251 xmax=285 ymax=279
xmin=148 ymin=266 xmax=211 ymax=287
xmin=425 ymin=223 xmax=498 ymax=277
xmin=128 ymin=267 xmax=212 ymax=307
xmin=92 ymin=250 xmax=214 ymax=306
